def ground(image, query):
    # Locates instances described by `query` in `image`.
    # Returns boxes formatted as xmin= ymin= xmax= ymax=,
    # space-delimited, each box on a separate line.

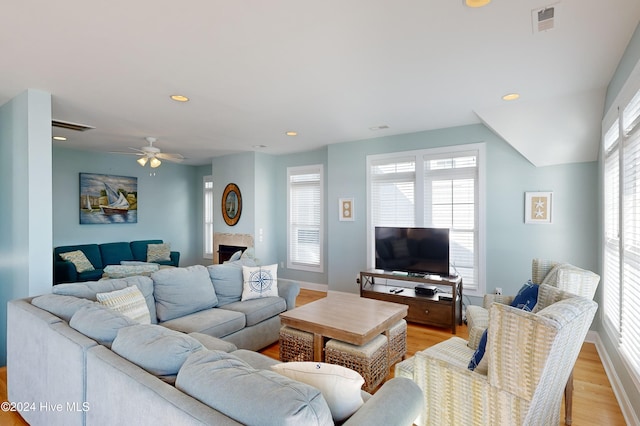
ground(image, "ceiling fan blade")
xmin=128 ymin=147 xmax=146 ymax=154
xmin=156 ymin=152 xmax=185 ymax=161
xmin=108 ymin=151 xmax=144 ymax=156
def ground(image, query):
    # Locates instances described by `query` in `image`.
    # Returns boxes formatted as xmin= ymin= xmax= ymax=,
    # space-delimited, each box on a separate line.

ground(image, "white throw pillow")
xmin=97 ymin=285 xmax=151 ymax=324
xmin=241 ymin=264 xmax=278 ymax=301
xmin=271 ymin=362 xmax=365 ymax=422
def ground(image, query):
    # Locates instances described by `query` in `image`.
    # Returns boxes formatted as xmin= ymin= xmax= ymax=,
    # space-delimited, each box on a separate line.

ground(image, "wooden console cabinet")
xmin=359 ymin=270 xmax=463 ymax=334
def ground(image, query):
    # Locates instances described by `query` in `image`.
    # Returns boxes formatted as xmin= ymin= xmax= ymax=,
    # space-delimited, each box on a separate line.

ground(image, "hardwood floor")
xmin=0 ymin=288 xmax=626 ymax=425
xmin=262 ymin=289 xmax=627 ymax=426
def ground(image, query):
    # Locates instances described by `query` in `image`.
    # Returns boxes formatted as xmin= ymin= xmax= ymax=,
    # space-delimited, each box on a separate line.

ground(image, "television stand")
xmin=359 ymin=269 xmax=463 ymax=334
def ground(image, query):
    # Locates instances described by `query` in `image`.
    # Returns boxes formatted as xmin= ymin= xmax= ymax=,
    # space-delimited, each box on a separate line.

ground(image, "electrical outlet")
xmin=495 ymin=287 xmax=502 ymax=295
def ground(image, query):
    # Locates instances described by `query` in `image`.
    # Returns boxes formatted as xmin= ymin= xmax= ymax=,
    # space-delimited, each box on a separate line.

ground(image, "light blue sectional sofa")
xmin=7 ymin=261 xmax=423 ymax=425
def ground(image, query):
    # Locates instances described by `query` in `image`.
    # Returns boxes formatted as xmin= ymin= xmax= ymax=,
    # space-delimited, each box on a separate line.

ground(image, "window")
xmin=287 ymin=165 xmax=324 ymax=272
xmin=367 ymin=144 xmax=485 ymax=295
xmin=603 ymin=85 xmax=640 ymax=381
xmin=203 ymin=176 xmax=214 ymax=259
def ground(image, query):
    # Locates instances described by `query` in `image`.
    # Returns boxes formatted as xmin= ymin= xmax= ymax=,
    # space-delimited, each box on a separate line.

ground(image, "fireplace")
xmin=218 ymin=245 xmax=247 ymax=264
xmin=213 ymin=232 xmax=254 ymax=264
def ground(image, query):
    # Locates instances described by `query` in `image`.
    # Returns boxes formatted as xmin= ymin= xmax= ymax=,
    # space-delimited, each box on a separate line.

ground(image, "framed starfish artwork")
xmin=525 ymin=191 xmax=553 ymax=224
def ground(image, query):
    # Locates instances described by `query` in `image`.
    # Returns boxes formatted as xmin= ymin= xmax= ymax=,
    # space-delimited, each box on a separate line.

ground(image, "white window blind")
xmin=367 ymin=145 xmax=484 ymax=295
xmin=287 ymin=165 xmax=323 ymax=272
xmin=603 ymin=85 xmax=640 ymax=383
xmin=425 ymin=153 xmax=478 ymax=291
xmin=203 ymin=176 xmax=214 ymax=259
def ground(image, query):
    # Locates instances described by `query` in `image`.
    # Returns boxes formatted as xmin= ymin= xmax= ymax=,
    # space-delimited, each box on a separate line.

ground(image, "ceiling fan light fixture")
xmin=150 ymin=157 xmax=162 ymax=168
xmin=464 ymin=0 xmax=491 ymax=7
xmin=137 ymin=157 xmax=149 ymax=167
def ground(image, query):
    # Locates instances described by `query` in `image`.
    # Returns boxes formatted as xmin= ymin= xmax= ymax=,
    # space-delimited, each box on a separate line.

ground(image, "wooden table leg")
xmin=565 ymin=369 xmax=574 ymax=425
xmin=313 ymin=333 xmax=324 ymax=362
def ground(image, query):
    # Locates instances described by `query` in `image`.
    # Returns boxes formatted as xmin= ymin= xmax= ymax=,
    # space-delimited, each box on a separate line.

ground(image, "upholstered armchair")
xmin=466 ymin=259 xmax=600 ymax=350
xmin=395 ymin=284 xmax=597 ymax=426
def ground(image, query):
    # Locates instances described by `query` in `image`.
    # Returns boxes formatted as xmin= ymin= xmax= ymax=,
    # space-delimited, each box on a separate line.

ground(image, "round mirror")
xmin=222 ymin=183 xmax=242 ymax=226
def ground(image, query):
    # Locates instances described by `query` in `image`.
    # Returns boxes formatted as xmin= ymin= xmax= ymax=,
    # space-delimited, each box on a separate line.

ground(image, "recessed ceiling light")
xmin=464 ymin=0 xmax=491 ymax=7
xmin=502 ymin=93 xmax=520 ymax=101
xmin=52 ymin=136 xmax=67 ymax=141
xmin=286 ymin=131 xmax=298 ymax=136
xmin=170 ymin=95 xmax=189 ymax=102
xmin=369 ymin=125 xmax=390 ymax=131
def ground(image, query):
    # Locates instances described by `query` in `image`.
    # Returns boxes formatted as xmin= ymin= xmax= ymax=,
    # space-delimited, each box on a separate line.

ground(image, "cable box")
xmin=414 ymin=285 xmax=438 ymax=296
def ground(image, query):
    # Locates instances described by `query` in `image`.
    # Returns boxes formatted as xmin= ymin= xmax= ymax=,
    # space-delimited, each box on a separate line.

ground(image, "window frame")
xmin=287 ymin=164 xmax=324 ymax=273
xmin=366 ymin=143 xmax=486 ymax=296
xmin=203 ymin=175 xmax=214 ymax=259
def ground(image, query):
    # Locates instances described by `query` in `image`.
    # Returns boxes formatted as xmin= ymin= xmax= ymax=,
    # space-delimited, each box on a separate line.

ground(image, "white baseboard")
xmin=279 ymin=278 xmax=328 ymax=293
xmin=591 ymin=331 xmax=640 ymax=426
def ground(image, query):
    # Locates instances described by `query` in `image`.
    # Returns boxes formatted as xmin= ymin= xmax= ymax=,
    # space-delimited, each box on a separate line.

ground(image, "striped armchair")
xmin=466 ymin=259 xmax=600 ymax=350
xmin=396 ymin=284 xmax=597 ymax=426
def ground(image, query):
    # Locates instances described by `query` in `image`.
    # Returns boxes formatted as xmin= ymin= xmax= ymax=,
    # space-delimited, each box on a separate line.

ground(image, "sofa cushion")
xmin=176 ymin=350 xmax=333 ymax=426
xmin=152 ymin=265 xmax=218 ymax=321
xmin=112 ymin=324 xmax=204 ymax=379
xmin=97 ymin=286 xmax=151 ymax=324
xmin=69 ymin=303 xmax=137 ymax=347
xmin=187 ymin=333 xmax=238 ymax=352
xmin=147 ymin=243 xmax=171 ymax=262
xmin=31 ymin=294 xmax=94 ymax=322
xmin=271 ymin=361 xmax=365 ymax=422
xmin=220 ymin=297 xmax=286 ymax=327
xmin=160 ymin=308 xmax=245 ymax=338
xmin=241 ymin=264 xmax=279 ymax=301
xmin=207 ymin=258 xmax=257 ymax=306
xmin=59 ymin=250 xmax=95 ymax=273
xmin=77 ymin=269 xmax=106 ymax=282
xmin=100 ymin=242 xmax=135 ymax=265
xmin=52 ymin=276 xmax=158 ymax=324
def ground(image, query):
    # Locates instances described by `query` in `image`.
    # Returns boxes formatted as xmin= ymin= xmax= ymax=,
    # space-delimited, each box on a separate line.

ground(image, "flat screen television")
xmin=374 ymin=227 xmax=450 ymax=276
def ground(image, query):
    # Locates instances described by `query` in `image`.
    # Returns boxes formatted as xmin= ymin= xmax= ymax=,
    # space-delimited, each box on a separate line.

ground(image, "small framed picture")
xmin=525 ymin=191 xmax=553 ymax=224
xmin=339 ymin=198 xmax=354 ymax=221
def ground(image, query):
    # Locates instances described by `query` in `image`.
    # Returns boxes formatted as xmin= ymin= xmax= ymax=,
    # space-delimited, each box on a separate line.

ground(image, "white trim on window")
xmin=203 ymin=175 xmax=214 ymax=259
xmin=287 ymin=165 xmax=324 ymax=273
xmin=366 ymin=143 xmax=486 ymax=296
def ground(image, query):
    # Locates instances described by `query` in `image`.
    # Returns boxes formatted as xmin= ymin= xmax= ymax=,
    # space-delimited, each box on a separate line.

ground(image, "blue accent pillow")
xmin=510 ymin=281 xmax=539 ymax=312
xmin=468 ymin=328 xmax=487 ymax=371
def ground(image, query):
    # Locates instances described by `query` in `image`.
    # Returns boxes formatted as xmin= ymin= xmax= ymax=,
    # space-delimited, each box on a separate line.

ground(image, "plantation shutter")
xmin=288 ymin=166 xmax=323 ymax=271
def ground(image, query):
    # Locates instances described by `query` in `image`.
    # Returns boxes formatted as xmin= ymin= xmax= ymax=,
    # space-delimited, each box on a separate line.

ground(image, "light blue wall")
xmin=599 ymin=21 xmax=640 ymax=422
xmin=274 ymin=148 xmax=329 ymax=285
xmin=212 ymin=153 xmax=256 ymax=238
xmin=254 ymin=152 xmax=278 ymax=265
xmin=0 ymin=90 xmax=53 ymax=365
xmin=53 ymin=147 xmax=205 ymax=266
xmin=323 ymin=124 xmax=598 ymax=297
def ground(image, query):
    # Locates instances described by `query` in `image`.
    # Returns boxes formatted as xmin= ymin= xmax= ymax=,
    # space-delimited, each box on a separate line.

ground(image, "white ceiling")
xmin=1 ymin=1 xmax=639 ymax=166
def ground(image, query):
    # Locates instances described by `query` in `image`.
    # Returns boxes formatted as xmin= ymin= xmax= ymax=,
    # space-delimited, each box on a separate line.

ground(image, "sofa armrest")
xmin=54 ymin=260 xmax=78 ymax=284
xmin=277 ymin=280 xmax=300 ymax=310
xmin=343 ymin=377 xmax=423 ymax=426
xmin=170 ymin=251 xmax=180 ymax=267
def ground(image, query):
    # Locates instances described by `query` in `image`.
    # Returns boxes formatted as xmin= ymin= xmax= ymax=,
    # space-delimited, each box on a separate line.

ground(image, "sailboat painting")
xmin=79 ymin=173 xmax=138 ymax=224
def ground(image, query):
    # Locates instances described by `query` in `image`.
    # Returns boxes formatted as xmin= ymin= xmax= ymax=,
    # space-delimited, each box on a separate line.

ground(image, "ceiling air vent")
xmin=51 ymin=119 xmax=95 ymax=132
xmin=532 ymin=4 xmax=557 ymax=33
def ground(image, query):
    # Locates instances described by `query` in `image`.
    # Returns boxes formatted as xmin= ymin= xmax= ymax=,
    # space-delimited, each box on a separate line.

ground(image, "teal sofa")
xmin=54 ymin=239 xmax=180 ymax=284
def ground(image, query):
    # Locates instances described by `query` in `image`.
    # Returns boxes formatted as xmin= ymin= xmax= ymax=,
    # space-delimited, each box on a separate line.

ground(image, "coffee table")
xmin=279 ymin=292 xmax=408 ymax=362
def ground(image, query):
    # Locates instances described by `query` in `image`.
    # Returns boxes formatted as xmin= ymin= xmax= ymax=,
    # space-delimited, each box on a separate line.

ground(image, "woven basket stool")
xmin=325 ymin=334 xmax=388 ymax=392
xmin=279 ymin=326 xmax=314 ymax=362
xmin=388 ymin=319 xmax=407 ymax=365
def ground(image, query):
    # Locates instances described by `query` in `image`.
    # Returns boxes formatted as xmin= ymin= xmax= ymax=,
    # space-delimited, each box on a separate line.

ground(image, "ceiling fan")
xmin=128 ymin=137 xmax=185 ymax=168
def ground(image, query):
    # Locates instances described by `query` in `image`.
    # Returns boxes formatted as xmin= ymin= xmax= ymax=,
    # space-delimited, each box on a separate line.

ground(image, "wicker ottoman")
xmin=279 ymin=326 xmax=314 ymax=362
xmin=388 ymin=319 xmax=407 ymax=365
xmin=325 ymin=334 xmax=389 ymax=392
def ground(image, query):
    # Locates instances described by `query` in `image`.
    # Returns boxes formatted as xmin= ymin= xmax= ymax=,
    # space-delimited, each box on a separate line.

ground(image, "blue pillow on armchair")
xmin=468 ymin=328 xmax=487 ymax=371
xmin=510 ymin=281 xmax=539 ymax=312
